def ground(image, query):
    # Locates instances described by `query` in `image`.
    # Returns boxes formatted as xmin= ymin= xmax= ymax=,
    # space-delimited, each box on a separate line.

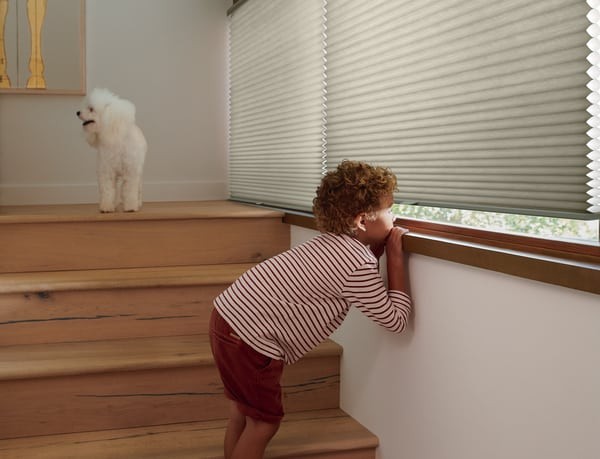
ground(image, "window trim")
xmin=283 ymin=213 xmax=600 ymax=295
xmin=395 ymin=218 xmax=600 ymax=264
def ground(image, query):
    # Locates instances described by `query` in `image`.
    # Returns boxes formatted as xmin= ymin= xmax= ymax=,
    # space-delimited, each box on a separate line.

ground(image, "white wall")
xmin=292 ymin=226 xmax=600 ymax=459
xmin=0 ymin=0 xmax=230 ymax=205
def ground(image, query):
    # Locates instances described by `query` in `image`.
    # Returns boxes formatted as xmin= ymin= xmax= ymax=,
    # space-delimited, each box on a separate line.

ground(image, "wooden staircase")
xmin=0 ymin=201 xmax=378 ymax=458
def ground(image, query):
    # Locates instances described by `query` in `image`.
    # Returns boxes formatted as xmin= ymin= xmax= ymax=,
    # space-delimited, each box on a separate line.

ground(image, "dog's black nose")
xmin=76 ymin=111 xmax=80 ymax=116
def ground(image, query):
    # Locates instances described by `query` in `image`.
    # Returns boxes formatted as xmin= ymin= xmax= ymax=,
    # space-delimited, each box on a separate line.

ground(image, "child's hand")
xmin=370 ymin=227 xmax=395 ymax=259
xmin=386 ymin=226 xmax=409 ymax=292
xmin=385 ymin=226 xmax=409 ymax=258
xmin=370 ymin=227 xmax=408 ymax=259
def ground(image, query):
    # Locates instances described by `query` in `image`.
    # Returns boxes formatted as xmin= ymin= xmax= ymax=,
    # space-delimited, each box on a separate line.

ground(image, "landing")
xmin=0 ymin=200 xmax=283 ymax=224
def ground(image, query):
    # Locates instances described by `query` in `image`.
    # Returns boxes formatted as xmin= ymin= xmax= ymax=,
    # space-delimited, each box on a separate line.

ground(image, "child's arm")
xmin=385 ymin=226 xmax=409 ymax=293
xmin=342 ymin=227 xmax=411 ymax=333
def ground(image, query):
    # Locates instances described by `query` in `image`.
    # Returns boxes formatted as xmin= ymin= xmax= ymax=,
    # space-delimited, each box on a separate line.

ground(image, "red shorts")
xmin=209 ymin=308 xmax=284 ymax=424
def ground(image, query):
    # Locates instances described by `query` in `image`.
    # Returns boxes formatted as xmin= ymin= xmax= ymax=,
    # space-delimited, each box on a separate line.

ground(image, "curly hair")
xmin=313 ymin=160 xmax=397 ymax=235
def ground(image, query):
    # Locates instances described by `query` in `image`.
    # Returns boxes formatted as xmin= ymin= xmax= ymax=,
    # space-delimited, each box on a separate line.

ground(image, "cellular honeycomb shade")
xmin=228 ymin=0 xmax=327 ymax=211
xmin=326 ymin=0 xmax=595 ymax=218
xmin=229 ymin=0 xmax=598 ymax=219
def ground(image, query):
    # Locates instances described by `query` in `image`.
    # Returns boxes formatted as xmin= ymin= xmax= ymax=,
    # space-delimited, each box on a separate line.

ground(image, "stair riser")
xmin=0 ymin=218 xmax=289 ymax=273
xmin=0 ymin=285 xmax=224 ymax=346
xmin=0 ymin=359 xmax=340 ymax=440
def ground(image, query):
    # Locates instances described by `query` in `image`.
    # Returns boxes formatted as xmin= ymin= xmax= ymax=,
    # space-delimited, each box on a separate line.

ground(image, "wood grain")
xmin=0 ymin=218 xmax=288 ymax=273
xmin=0 ymin=284 xmax=223 ymax=345
xmin=404 ymin=233 xmax=600 ymax=295
xmin=0 ymin=264 xmax=254 ymax=294
xmin=0 ymin=334 xmax=341 ymax=380
xmin=0 ymin=201 xmax=379 ymax=457
xmin=0 ymin=200 xmax=283 ymax=224
xmin=0 ymin=336 xmax=341 ymax=439
xmin=0 ymin=409 xmax=377 ymax=458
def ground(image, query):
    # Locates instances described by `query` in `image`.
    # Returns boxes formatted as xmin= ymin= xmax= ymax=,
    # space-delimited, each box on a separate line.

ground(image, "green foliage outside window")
xmin=393 ymin=205 xmax=600 ymax=243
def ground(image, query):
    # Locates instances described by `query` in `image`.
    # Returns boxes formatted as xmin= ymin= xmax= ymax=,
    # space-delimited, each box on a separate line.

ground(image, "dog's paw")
xmin=123 ymin=197 xmax=141 ymax=212
xmin=99 ymin=205 xmax=116 ymax=213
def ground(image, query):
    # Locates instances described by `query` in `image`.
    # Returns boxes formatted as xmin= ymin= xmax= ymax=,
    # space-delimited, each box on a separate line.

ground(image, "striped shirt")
xmin=214 ymin=232 xmax=412 ymax=364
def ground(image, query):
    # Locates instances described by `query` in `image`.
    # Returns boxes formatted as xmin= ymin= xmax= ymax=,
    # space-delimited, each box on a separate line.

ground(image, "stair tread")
xmin=0 ymin=200 xmax=283 ymax=224
xmin=0 ymin=201 xmax=289 ymax=274
xmin=0 ymin=409 xmax=376 ymax=458
xmin=0 ymin=263 xmax=255 ymax=294
xmin=0 ymin=334 xmax=342 ymax=381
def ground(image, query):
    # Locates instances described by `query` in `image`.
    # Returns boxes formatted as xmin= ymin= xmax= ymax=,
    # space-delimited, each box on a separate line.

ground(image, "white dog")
xmin=77 ymin=88 xmax=147 ymax=212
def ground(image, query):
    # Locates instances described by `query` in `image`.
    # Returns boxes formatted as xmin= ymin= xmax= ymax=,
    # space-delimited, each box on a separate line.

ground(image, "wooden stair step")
xmin=0 ymin=201 xmax=282 ymax=224
xmin=0 ymin=200 xmax=289 ymax=273
xmin=0 ymin=409 xmax=377 ymax=459
xmin=0 ymin=334 xmax=341 ymax=381
xmin=0 ymin=264 xmax=255 ymax=294
xmin=0 ymin=334 xmax=212 ymax=380
xmin=0 ymin=264 xmax=255 ymax=346
xmin=0 ymin=335 xmax=342 ymax=439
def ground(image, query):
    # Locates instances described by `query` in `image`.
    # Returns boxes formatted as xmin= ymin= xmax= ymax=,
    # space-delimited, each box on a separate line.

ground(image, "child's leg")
xmin=230 ymin=416 xmax=280 ymax=459
xmin=224 ymin=401 xmax=246 ymax=459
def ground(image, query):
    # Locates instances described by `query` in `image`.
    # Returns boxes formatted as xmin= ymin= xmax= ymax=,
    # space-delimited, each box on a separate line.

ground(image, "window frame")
xmin=283 ymin=212 xmax=600 ymax=295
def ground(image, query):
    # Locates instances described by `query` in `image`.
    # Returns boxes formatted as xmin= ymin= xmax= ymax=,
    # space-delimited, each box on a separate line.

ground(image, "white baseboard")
xmin=0 ymin=181 xmax=228 ymax=205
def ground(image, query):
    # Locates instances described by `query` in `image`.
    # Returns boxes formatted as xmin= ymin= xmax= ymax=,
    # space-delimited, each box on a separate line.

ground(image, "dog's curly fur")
xmin=77 ymin=88 xmax=147 ymax=212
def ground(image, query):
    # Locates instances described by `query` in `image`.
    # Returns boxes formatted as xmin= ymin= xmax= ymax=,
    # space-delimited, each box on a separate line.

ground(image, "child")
xmin=209 ymin=160 xmax=412 ymax=459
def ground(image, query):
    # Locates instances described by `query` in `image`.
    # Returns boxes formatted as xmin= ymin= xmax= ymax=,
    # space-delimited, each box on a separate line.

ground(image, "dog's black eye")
xmin=89 ymin=107 xmax=94 ymax=112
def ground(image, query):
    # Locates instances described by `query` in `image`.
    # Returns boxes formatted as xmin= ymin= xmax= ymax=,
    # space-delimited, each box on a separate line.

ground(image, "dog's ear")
xmin=101 ymin=97 xmax=136 ymax=142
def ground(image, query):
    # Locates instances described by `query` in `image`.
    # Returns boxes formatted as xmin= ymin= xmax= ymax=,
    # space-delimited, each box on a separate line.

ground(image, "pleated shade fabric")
xmin=326 ymin=0 xmax=594 ymax=218
xmin=228 ymin=0 xmax=327 ymax=211
xmin=228 ymin=0 xmax=599 ymax=219
xmin=586 ymin=0 xmax=600 ymax=213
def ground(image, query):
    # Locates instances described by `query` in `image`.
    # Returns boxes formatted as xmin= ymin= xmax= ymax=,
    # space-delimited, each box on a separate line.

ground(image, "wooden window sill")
xmin=283 ymin=214 xmax=600 ymax=295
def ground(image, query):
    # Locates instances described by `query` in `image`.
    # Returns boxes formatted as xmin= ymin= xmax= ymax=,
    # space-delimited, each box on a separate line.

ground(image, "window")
xmin=228 ymin=0 xmax=599 ymax=234
xmin=394 ymin=205 xmax=599 ymax=243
